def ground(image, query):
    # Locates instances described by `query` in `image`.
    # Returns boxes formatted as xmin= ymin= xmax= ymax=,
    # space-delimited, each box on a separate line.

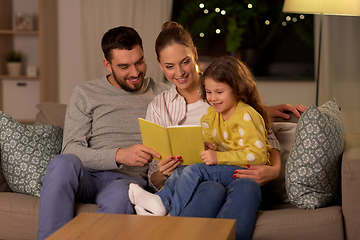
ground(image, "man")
xmin=37 ymin=26 xmax=169 ymax=240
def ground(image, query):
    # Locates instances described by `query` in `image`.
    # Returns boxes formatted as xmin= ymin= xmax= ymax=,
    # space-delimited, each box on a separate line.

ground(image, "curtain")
xmin=317 ymin=15 xmax=360 ymax=134
xmin=80 ymin=0 xmax=173 ymax=83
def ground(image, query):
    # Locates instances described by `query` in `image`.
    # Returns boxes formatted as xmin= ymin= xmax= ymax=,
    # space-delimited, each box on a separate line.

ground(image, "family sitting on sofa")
xmin=1 ymin=21 xmax=348 ymax=240
xmin=37 ymin=22 xmax=305 ymax=240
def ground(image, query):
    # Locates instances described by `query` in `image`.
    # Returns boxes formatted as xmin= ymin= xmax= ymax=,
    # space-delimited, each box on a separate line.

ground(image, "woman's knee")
xmin=228 ymin=178 xmax=261 ymax=199
xmin=198 ymin=181 xmax=226 ymax=195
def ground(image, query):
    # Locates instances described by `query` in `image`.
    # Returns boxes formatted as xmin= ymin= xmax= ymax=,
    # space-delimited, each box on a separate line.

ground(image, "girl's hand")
xmin=204 ymin=142 xmax=216 ymax=150
xmin=158 ymin=155 xmax=182 ymax=177
xmin=201 ymin=150 xmax=218 ymax=165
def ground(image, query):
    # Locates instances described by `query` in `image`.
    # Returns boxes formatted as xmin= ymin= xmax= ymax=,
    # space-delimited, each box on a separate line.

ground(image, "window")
xmin=172 ymin=0 xmax=314 ymax=79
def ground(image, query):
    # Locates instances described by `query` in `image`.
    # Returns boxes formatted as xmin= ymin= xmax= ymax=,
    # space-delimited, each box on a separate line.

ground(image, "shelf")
xmin=0 ymin=75 xmax=39 ymax=80
xmin=0 ymin=29 xmax=39 ymax=35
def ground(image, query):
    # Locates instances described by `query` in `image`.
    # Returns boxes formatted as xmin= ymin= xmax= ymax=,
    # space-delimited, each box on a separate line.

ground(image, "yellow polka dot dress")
xmin=201 ymin=101 xmax=271 ymax=167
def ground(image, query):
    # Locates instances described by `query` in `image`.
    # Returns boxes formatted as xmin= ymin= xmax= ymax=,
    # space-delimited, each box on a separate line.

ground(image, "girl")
xmin=129 ymin=55 xmax=272 ymax=218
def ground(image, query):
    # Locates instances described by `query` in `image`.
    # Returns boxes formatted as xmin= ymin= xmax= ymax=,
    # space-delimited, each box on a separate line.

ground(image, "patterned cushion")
xmin=285 ymin=99 xmax=344 ymax=209
xmin=0 ymin=111 xmax=62 ymax=197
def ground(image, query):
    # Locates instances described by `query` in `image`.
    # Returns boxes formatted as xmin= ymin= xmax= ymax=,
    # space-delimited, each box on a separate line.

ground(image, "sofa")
xmin=0 ymin=102 xmax=359 ymax=240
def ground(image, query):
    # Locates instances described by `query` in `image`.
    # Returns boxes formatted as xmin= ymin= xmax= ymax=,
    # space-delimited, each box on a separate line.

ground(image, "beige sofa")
xmin=0 ymin=102 xmax=359 ymax=240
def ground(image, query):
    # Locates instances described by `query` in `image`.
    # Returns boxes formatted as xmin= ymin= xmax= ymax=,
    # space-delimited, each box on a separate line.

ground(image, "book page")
xmin=138 ymin=118 xmax=172 ymax=161
xmin=167 ymin=126 xmax=205 ymax=165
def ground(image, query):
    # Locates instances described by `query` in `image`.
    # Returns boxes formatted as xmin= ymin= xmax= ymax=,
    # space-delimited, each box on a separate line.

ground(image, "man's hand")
xmin=115 ymin=144 xmax=160 ymax=167
xmin=267 ymin=104 xmax=307 ymax=119
xmin=201 ymin=150 xmax=218 ymax=165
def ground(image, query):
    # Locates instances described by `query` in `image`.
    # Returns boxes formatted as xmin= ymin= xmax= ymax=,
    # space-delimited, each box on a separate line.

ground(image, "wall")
xmin=257 ymin=80 xmax=315 ymax=106
xmin=58 ymin=0 xmax=84 ymax=104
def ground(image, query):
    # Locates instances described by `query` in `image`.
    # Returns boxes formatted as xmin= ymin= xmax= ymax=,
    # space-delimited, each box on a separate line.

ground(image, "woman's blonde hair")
xmin=200 ymin=55 xmax=272 ymax=130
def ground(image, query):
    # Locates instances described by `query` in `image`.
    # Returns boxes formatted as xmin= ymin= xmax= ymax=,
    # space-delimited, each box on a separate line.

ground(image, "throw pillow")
xmin=285 ymin=99 xmax=344 ymax=209
xmin=0 ymin=111 xmax=63 ymax=197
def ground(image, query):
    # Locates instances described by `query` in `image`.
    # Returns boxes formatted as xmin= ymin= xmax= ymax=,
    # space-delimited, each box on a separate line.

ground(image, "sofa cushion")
xmin=0 ymin=192 xmax=98 ymax=240
xmin=285 ymin=99 xmax=344 ymax=209
xmin=0 ymin=111 xmax=63 ymax=197
xmin=35 ymin=102 xmax=67 ymax=129
xmin=0 ymin=158 xmax=11 ymax=192
xmin=253 ymin=205 xmax=344 ymax=240
xmin=261 ymin=122 xmax=297 ymax=205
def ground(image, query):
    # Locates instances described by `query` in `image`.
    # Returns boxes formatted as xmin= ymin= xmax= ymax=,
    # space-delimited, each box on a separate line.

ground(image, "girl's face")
xmin=158 ymin=43 xmax=198 ymax=92
xmin=204 ymin=77 xmax=238 ymax=121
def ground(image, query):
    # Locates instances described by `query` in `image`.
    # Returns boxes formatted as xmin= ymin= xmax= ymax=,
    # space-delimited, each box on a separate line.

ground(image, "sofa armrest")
xmin=341 ymin=134 xmax=360 ymax=240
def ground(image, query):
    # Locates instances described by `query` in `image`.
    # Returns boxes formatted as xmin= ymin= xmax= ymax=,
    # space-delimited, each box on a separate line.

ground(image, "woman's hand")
xmin=232 ymin=149 xmax=281 ymax=186
xmin=158 ymin=156 xmax=182 ymax=177
xmin=150 ymin=156 xmax=182 ymax=190
xmin=267 ymin=104 xmax=307 ymax=119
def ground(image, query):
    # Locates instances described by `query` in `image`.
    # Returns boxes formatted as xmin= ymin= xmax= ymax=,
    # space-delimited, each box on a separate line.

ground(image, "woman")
xmin=145 ymin=21 xmax=305 ymax=239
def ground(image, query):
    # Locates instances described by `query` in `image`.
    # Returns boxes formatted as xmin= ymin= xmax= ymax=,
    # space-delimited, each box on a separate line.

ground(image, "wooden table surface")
xmin=47 ymin=212 xmax=236 ymax=240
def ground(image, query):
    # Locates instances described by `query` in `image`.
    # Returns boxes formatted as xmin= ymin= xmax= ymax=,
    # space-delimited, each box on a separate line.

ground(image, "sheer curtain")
xmin=80 ymin=0 xmax=173 ymax=83
xmin=317 ymin=15 xmax=360 ymax=134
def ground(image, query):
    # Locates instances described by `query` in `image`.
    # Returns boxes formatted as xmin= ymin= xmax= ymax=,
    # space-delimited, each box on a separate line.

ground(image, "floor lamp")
xmin=282 ymin=0 xmax=360 ymax=106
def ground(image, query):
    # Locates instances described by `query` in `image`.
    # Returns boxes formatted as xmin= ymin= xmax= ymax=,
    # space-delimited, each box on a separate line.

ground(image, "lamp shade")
xmin=283 ymin=0 xmax=360 ymax=16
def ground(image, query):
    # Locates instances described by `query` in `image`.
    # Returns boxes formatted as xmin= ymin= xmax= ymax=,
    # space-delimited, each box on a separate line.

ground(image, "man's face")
xmin=103 ymin=45 xmax=146 ymax=92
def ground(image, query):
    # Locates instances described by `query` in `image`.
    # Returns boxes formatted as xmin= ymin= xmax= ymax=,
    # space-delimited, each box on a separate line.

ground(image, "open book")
xmin=138 ymin=118 xmax=205 ymax=165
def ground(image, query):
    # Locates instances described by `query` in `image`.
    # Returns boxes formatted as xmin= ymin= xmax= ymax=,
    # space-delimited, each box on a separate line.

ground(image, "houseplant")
xmin=4 ymin=50 xmax=22 ymax=76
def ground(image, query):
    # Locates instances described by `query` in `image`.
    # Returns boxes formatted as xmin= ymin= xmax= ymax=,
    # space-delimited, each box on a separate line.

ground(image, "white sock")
xmin=134 ymin=206 xmax=154 ymax=216
xmin=128 ymin=183 xmax=166 ymax=216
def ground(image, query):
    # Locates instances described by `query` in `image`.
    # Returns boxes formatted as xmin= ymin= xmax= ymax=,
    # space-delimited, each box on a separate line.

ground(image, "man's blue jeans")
xmin=37 ymin=154 xmax=146 ymax=240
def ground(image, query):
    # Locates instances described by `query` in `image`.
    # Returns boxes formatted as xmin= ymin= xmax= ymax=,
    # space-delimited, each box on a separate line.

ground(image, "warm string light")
xmin=197 ymin=3 xmax=306 ymax=38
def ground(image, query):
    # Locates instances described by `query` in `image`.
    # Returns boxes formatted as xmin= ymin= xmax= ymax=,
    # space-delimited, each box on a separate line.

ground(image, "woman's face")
xmin=158 ymin=43 xmax=198 ymax=92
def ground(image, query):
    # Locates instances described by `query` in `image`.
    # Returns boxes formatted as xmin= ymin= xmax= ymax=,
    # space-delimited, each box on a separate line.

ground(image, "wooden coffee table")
xmin=47 ymin=212 xmax=236 ymax=240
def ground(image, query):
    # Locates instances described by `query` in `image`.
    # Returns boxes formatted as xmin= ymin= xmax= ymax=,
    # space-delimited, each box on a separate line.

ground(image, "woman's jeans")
xmin=181 ymin=178 xmax=261 ymax=240
xmin=159 ymin=163 xmax=261 ymax=240
xmin=157 ymin=162 xmax=247 ymax=216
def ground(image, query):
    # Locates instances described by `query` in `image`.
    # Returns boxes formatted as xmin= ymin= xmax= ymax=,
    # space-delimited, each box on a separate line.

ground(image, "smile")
xmin=127 ymin=77 xmax=140 ymax=84
xmin=175 ymin=75 xmax=189 ymax=83
xmin=212 ymin=102 xmax=222 ymax=107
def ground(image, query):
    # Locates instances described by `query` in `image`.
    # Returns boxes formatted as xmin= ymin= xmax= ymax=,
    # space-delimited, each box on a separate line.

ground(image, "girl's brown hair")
xmin=200 ymin=55 xmax=272 ymax=130
xmin=155 ymin=21 xmax=196 ymax=62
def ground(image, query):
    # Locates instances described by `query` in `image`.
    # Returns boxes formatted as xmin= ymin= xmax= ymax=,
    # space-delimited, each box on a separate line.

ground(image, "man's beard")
xmin=111 ymin=67 xmax=146 ymax=92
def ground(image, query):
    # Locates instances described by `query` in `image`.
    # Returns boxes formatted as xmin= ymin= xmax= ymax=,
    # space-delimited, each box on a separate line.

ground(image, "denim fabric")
xmin=179 ymin=181 xmax=227 ymax=218
xmin=181 ymin=178 xmax=261 ymax=240
xmin=37 ymin=154 xmax=146 ymax=240
xmin=156 ymin=162 xmax=245 ymax=216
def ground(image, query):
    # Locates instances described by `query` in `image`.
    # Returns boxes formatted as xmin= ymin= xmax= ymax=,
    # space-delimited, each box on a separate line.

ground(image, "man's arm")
xmin=61 ymin=87 xmax=119 ymax=171
xmin=267 ymin=104 xmax=307 ymax=119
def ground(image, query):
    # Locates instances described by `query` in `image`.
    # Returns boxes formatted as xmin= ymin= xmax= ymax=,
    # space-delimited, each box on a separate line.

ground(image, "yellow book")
xmin=138 ymin=118 xmax=205 ymax=165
